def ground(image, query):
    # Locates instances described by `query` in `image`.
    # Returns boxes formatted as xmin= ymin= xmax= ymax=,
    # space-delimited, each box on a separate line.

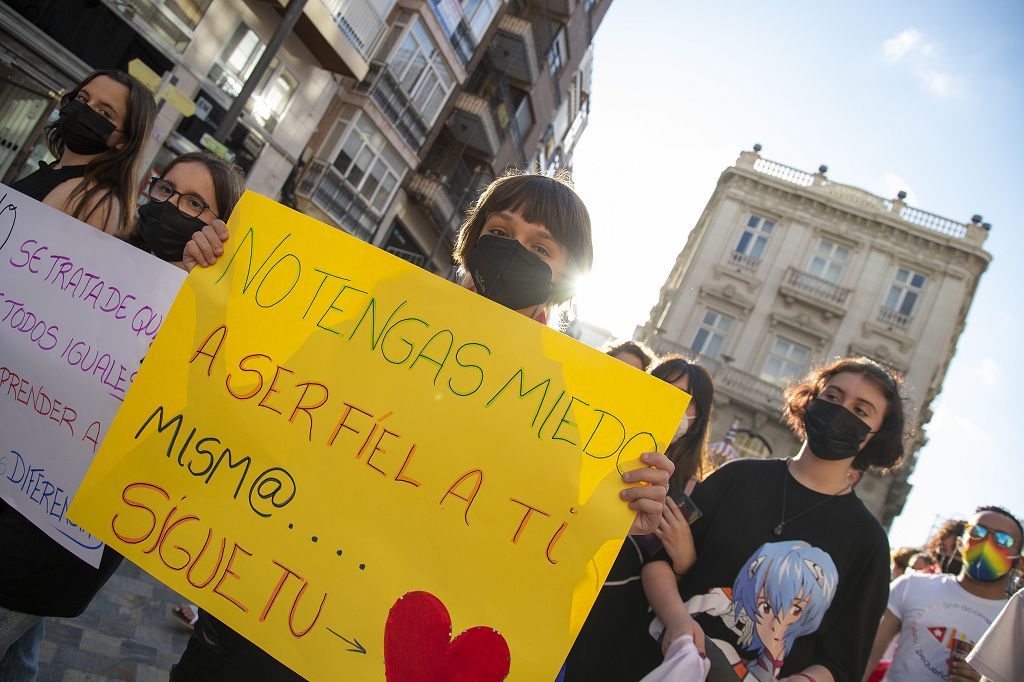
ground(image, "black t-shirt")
xmin=11 ymin=162 xmax=86 ymax=201
xmin=641 ymin=458 xmax=890 ymax=682
xmin=0 ymin=506 xmax=123 ymax=617
xmin=563 ymin=534 xmax=664 ymax=680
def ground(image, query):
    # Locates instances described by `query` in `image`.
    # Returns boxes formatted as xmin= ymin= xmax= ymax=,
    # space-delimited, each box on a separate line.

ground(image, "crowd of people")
xmin=0 ymin=69 xmax=1020 ymax=682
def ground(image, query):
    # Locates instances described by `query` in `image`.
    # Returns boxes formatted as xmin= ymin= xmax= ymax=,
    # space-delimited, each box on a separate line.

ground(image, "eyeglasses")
xmin=965 ymin=524 xmax=1017 ymax=550
xmin=147 ymin=178 xmax=213 ymax=220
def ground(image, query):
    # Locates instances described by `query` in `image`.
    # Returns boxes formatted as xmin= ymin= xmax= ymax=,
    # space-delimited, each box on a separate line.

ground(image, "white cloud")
xmin=884 ymin=28 xmax=922 ymax=63
xmin=882 ymin=28 xmax=958 ymax=98
xmin=919 ymin=69 xmax=953 ymax=97
xmin=973 ymin=357 xmax=1001 ymax=389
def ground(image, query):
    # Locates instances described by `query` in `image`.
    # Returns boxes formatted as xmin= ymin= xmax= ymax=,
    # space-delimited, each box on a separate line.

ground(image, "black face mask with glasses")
xmin=138 ymin=177 xmax=215 ymax=262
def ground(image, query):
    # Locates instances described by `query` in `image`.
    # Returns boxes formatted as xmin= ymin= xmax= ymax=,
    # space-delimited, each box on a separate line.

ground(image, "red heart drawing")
xmin=384 ymin=591 xmax=511 ymax=682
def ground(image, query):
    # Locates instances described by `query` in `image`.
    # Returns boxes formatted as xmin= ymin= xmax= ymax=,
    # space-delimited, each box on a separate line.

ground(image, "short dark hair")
xmin=975 ymin=505 xmax=1024 ymax=547
xmin=783 ymin=356 xmax=906 ymax=472
xmin=603 ymin=340 xmax=655 ymax=370
xmin=454 ymin=170 xmax=593 ymax=304
xmin=163 ymin=152 xmax=246 ymax=218
xmin=649 ymin=355 xmax=715 ymax=491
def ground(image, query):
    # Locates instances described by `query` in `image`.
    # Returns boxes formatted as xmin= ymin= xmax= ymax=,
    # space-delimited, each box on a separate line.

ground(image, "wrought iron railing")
xmin=296 ymin=160 xmax=376 ymax=241
xmin=356 ymin=63 xmax=430 ymax=151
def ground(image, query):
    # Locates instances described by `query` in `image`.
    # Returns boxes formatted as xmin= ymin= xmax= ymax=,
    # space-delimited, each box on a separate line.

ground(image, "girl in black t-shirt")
xmin=641 ymin=357 xmax=906 ymax=682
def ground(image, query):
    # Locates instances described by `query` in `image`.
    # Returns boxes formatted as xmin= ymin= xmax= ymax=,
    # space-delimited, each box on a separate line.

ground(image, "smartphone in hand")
xmin=671 ymin=489 xmax=703 ymax=525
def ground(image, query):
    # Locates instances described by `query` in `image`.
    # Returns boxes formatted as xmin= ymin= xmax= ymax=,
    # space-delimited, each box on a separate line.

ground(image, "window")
xmin=761 ymin=338 xmax=811 ymax=386
xmin=208 ymin=25 xmax=297 ymax=132
xmin=463 ymin=0 xmax=500 ymax=43
xmin=884 ymin=267 xmax=927 ymax=317
xmin=388 ymin=17 xmax=455 ymax=126
xmin=547 ymin=27 xmax=568 ymax=77
xmin=734 ymin=431 xmax=772 ymax=459
xmin=807 ymin=238 xmax=850 ymax=283
xmin=691 ymin=310 xmax=732 ymax=358
xmin=734 ymin=214 xmax=774 ymax=260
xmin=330 ymin=108 xmax=405 ymax=212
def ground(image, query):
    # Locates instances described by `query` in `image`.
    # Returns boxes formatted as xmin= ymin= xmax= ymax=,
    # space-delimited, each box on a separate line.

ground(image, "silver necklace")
xmin=774 ymin=460 xmax=851 ymax=537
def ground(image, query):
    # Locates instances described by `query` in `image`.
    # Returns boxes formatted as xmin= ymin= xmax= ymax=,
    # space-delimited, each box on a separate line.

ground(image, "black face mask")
xmin=138 ymin=201 xmax=206 ymax=263
xmin=803 ymin=398 xmax=871 ymax=461
xmin=57 ymin=100 xmax=116 ymax=155
xmin=466 ymin=234 xmax=553 ymax=311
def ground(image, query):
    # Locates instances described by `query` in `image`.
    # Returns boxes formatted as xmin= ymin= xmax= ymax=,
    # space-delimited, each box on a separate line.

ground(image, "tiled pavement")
xmin=36 ymin=561 xmax=191 ymax=682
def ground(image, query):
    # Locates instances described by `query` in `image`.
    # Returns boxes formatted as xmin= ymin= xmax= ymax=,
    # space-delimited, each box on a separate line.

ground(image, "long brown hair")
xmin=650 ymin=355 xmax=715 ymax=492
xmin=46 ymin=70 xmax=156 ymax=236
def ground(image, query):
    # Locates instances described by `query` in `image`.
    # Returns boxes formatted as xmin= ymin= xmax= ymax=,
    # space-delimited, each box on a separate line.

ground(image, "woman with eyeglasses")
xmin=133 ymin=152 xmax=245 ymax=268
xmin=637 ymin=357 xmax=906 ymax=682
xmin=562 ymin=356 xmax=715 ymax=681
xmin=864 ymin=506 xmax=1022 ymax=682
xmin=10 ymin=70 xmax=155 ymax=234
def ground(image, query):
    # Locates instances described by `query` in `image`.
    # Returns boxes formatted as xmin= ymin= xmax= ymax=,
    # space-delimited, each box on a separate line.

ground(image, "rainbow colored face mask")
xmin=961 ymin=524 xmax=1020 ymax=582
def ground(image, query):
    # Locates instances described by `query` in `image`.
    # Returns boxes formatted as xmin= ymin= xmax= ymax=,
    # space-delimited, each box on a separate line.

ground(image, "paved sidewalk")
xmin=35 ymin=561 xmax=191 ymax=682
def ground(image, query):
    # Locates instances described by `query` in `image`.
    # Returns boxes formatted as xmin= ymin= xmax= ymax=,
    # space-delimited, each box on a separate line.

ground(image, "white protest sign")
xmin=0 ymin=184 xmax=185 ymax=565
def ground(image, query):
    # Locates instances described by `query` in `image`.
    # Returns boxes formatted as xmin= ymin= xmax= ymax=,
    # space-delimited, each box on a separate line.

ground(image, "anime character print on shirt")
xmin=685 ymin=541 xmax=838 ymax=681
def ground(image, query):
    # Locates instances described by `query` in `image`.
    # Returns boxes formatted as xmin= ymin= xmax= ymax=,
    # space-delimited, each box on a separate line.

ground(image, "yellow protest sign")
xmin=70 ymin=192 xmax=689 ymax=680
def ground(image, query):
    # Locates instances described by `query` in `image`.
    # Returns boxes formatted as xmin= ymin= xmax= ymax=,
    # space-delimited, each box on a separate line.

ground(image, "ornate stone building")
xmin=637 ymin=146 xmax=992 ymax=526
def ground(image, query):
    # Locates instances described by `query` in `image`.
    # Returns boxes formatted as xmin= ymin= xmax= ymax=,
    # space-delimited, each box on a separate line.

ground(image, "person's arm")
xmin=861 ymin=610 xmax=902 ymax=682
xmin=641 ymin=560 xmax=704 ymax=657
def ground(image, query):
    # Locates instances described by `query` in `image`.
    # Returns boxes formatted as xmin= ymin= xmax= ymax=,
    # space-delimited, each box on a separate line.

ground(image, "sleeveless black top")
xmin=11 ymin=162 xmax=87 ymax=201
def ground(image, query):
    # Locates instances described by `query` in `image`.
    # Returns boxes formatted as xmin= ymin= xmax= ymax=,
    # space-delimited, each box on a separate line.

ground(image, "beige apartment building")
xmin=637 ymin=147 xmax=992 ymax=526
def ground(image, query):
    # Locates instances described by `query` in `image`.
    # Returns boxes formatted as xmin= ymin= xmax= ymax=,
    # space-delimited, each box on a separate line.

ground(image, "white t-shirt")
xmin=966 ymin=588 xmax=1023 ymax=682
xmin=885 ymin=573 xmax=1007 ymax=681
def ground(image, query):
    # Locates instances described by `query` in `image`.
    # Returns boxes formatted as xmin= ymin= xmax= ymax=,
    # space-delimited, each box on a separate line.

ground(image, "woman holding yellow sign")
xmin=174 ymin=170 xmax=675 ymax=680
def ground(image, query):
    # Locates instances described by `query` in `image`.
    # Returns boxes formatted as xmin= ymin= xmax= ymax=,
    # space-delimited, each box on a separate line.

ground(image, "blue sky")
xmin=569 ymin=0 xmax=1024 ymax=548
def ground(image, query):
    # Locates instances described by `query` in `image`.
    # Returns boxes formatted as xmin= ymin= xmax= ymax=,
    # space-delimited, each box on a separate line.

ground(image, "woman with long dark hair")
xmin=562 ymin=355 xmax=715 ymax=681
xmin=12 ymin=69 xmax=156 ymax=235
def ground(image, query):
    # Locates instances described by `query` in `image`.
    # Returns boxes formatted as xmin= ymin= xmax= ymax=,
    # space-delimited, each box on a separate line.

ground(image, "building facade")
xmin=1 ymin=0 xmax=607 ymax=273
xmin=637 ymin=147 xmax=992 ymax=526
xmin=294 ymin=0 xmax=607 ymax=271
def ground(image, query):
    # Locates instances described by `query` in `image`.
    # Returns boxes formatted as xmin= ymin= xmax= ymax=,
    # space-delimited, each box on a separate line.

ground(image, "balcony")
xmin=729 ymin=251 xmax=762 ymax=273
xmin=296 ymin=159 xmax=377 ymax=241
xmin=644 ymin=336 xmax=783 ymax=415
xmin=526 ymin=0 xmax=575 ymax=16
xmin=356 ymin=62 xmax=429 ymax=151
xmin=406 ymin=173 xmax=458 ymax=230
xmin=737 ymin=150 xmax=987 ymax=246
xmin=488 ymin=14 xmax=539 ymax=84
xmin=450 ymin=93 xmax=501 ymax=155
xmin=386 ymin=246 xmax=428 ymax=269
xmin=877 ymin=306 xmax=912 ymax=333
xmin=779 ymin=266 xmax=852 ymax=317
xmin=273 ymin=0 xmax=389 ymax=80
